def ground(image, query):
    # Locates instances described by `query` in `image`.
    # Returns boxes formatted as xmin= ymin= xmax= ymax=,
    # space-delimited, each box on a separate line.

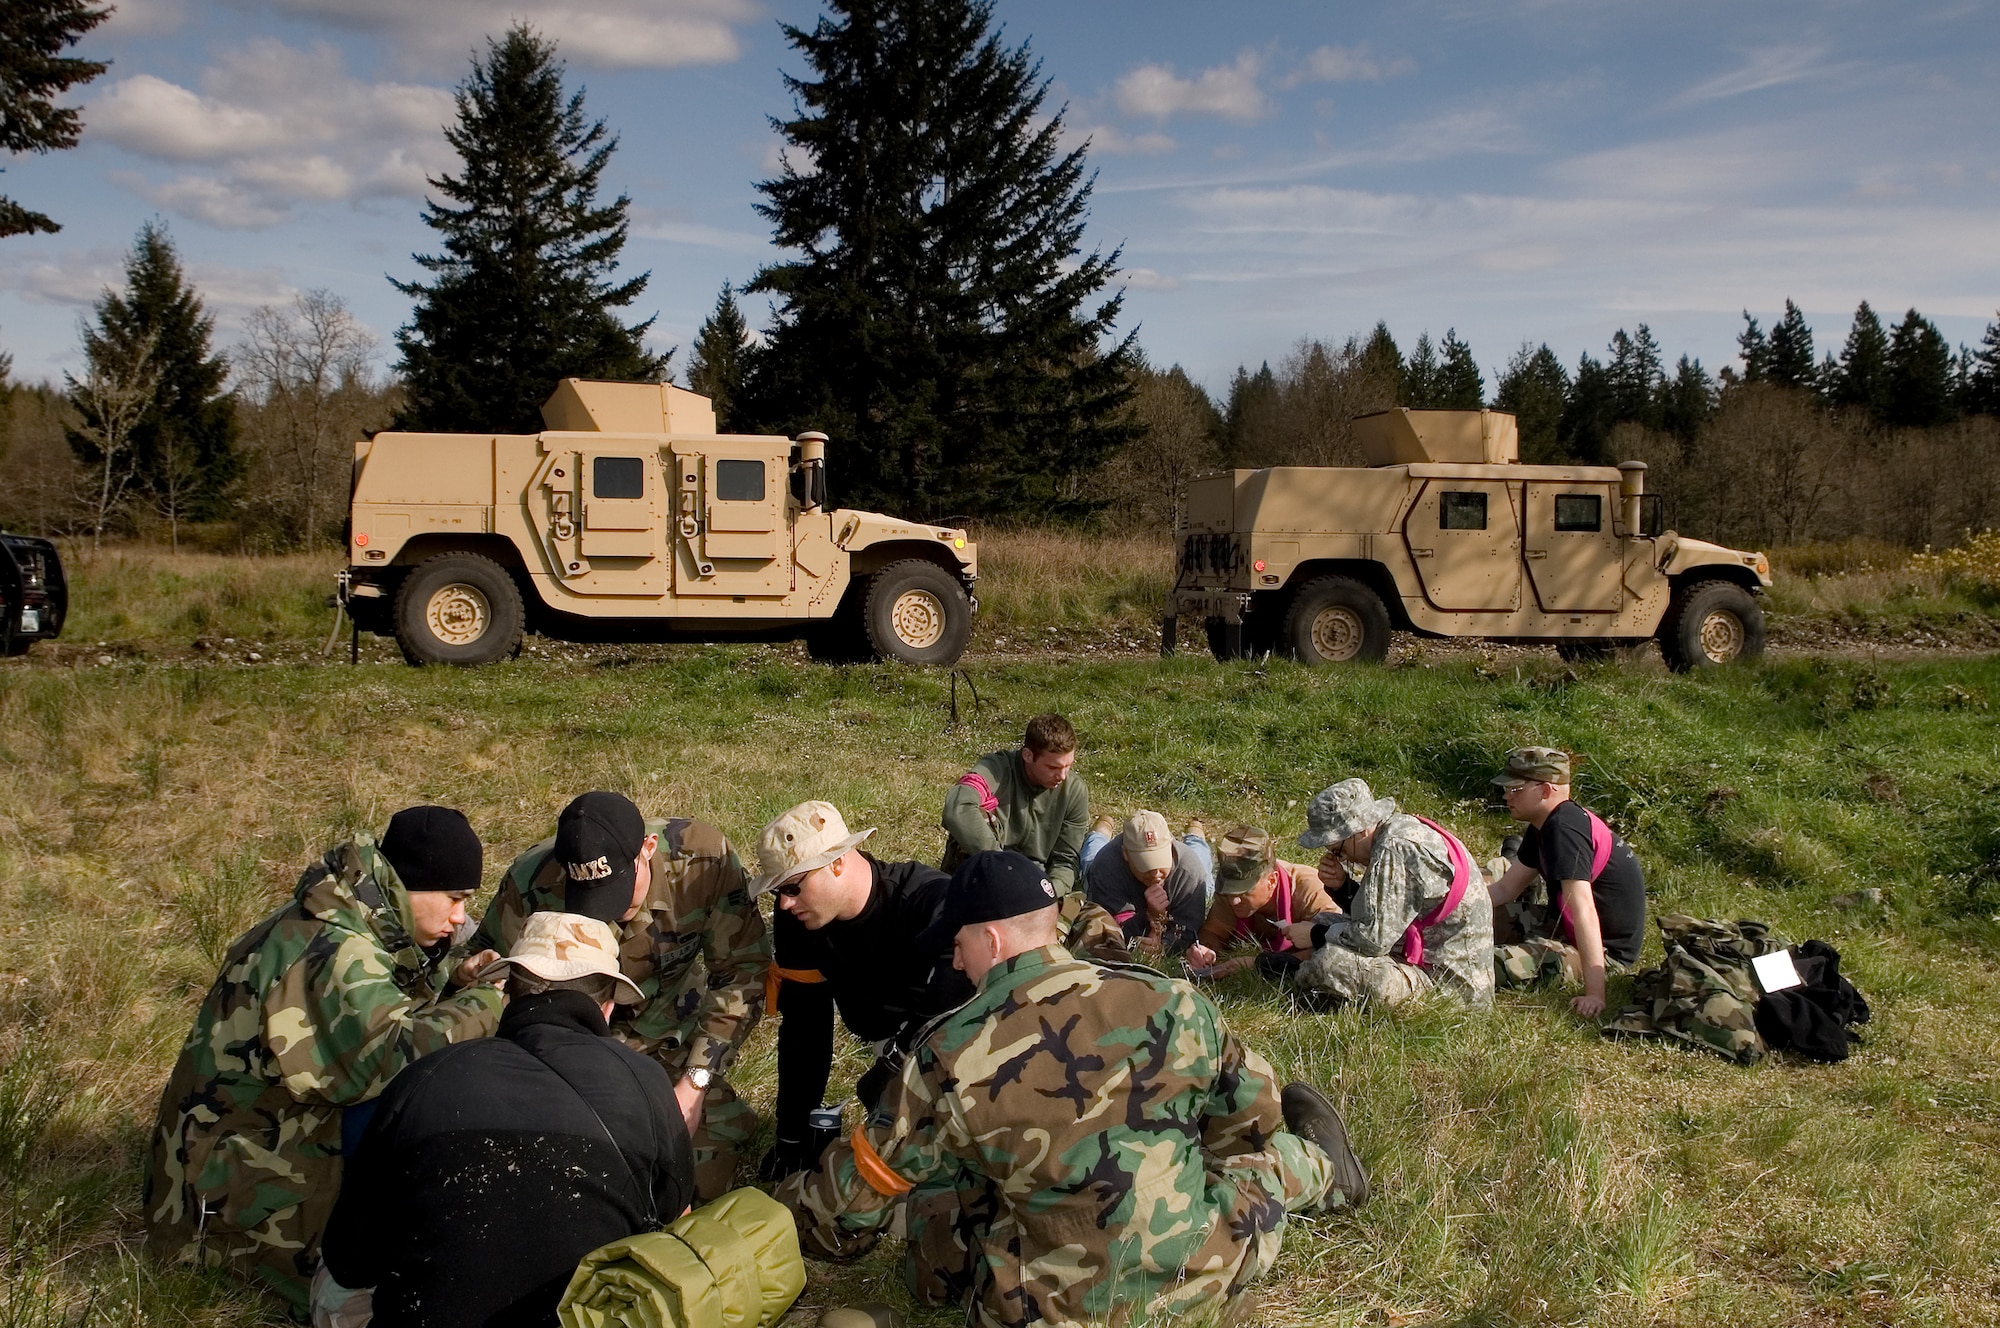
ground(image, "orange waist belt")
xmin=850 ymin=1127 xmax=913 ymax=1196
xmin=764 ymin=965 xmax=826 ymax=1014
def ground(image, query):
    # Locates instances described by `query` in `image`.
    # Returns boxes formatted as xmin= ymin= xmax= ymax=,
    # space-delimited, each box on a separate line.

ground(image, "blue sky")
xmin=3 ymin=0 xmax=1997 ymax=398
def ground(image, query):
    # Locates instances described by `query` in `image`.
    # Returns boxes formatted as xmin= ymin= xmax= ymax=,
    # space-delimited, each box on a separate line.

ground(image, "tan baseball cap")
xmin=478 ymin=912 xmax=643 ymax=1004
xmin=750 ymin=800 xmax=875 ymax=897
xmin=1122 ymin=810 xmax=1175 ymax=875
xmin=1493 ymin=746 xmax=1571 ymax=789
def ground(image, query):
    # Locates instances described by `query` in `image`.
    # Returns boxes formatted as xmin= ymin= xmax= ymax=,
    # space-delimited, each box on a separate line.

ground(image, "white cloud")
xmin=86 ymin=40 xmax=455 ymax=228
xmin=1115 ymin=52 xmax=1270 ymax=124
xmin=1121 ymin=267 xmax=1184 ymax=292
xmin=248 ymin=0 xmax=755 ymax=71
xmin=102 ymin=0 xmax=190 ymax=37
xmin=1061 ymin=123 xmax=1177 ymax=156
xmin=1668 ymin=45 xmax=1836 ymax=107
xmin=0 ymin=245 xmax=297 ymax=325
xmin=1279 ymin=44 xmax=1416 ymax=89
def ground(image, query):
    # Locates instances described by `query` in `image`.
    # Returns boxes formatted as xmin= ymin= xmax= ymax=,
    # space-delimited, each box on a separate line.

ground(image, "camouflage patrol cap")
xmin=1494 ymin=746 xmax=1571 ymax=788
xmin=1297 ymin=778 xmax=1397 ymax=849
xmin=1213 ymin=825 xmax=1275 ymax=896
xmin=478 ymin=911 xmax=644 ymax=1004
xmin=750 ymin=800 xmax=875 ymax=897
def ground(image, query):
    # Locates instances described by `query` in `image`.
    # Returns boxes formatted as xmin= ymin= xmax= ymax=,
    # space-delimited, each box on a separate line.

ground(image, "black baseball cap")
xmin=917 ymin=851 xmax=1061 ymax=948
xmin=379 ymin=806 xmax=482 ymax=893
xmin=554 ymin=791 xmax=648 ymax=923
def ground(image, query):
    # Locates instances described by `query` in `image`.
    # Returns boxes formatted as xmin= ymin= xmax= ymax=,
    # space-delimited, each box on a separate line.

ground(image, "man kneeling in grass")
xmin=1485 ymin=747 xmax=1646 ymax=1019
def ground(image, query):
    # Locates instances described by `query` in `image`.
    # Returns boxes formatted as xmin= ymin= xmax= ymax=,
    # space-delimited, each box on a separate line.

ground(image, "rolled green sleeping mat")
xmin=558 ymin=1187 xmax=806 ymax=1328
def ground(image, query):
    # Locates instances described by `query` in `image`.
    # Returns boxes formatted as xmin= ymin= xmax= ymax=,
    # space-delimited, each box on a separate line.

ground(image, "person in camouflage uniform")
xmin=145 ymin=807 xmax=503 ymax=1310
xmin=468 ymin=791 xmax=768 ymax=1199
xmin=1288 ymin=780 xmax=1495 ymax=1009
xmin=779 ymin=851 xmax=1369 ymax=1328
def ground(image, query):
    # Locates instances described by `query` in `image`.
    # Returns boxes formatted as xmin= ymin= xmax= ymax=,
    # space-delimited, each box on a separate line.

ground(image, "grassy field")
xmin=4 ymin=623 xmax=2000 ymax=1326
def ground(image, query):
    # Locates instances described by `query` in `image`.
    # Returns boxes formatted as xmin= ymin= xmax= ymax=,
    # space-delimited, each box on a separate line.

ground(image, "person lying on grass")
xmin=1185 ymin=825 xmax=1338 ymax=977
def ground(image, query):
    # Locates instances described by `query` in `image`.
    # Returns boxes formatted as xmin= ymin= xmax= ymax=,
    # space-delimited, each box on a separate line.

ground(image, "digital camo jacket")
xmin=779 ymin=945 xmax=1334 ymax=1328
xmin=470 ymin=815 xmax=769 ymax=1078
xmin=1311 ymin=813 xmax=1494 ymax=1007
xmin=144 ymin=838 xmax=502 ymax=1308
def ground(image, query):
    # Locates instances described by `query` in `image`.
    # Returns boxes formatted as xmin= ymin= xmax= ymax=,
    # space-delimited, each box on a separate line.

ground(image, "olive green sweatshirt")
xmin=941 ymin=748 xmax=1091 ymax=891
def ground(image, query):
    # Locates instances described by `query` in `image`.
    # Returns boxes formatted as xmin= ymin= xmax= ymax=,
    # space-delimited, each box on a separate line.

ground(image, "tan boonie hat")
xmin=1122 ymin=810 xmax=1175 ymax=875
xmin=1493 ymin=746 xmax=1571 ymax=788
xmin=478 ymin=912 xmax=643 ymax=1004
xmin=751 ymin=800 xmax=875 ymax=897
xmin=1214 ymin=825 xmax=1276 ymax=896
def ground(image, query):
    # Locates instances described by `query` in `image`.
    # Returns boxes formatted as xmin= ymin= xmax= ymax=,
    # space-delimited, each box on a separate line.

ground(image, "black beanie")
xmin=379 ymin=805 xmax=483 ymax=892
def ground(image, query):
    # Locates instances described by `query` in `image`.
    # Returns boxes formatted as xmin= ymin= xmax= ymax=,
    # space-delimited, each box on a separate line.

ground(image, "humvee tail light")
xmin=355 ymin=533 xmax=369 ymax=546
xmin=1253 ymin=559 xmax=1266 ymax=572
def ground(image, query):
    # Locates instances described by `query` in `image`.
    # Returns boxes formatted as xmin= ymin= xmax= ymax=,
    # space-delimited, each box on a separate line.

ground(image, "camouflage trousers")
xmin=902 ymin=1135 xmax=1336 ymax=1327
xmin=1492 ymin=900 xmax=1626 ymax=990
xmin=1294 ymin=945 xmax=1436 ymax=1009
xmin=690 ymin=1076 xmax=756 ymax=1201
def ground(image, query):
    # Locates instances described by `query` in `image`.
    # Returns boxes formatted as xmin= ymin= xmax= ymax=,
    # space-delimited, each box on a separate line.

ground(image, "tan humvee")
xmin=339 ymin=379 xmax=977 ymax=666
xmin=1163 ymin=408 xmax=1771 ymax=670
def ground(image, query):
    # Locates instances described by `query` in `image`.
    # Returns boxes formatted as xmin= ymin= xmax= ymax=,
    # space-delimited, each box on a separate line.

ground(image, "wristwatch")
xmin=684 ymin=1067 xmax=714 ymax=1091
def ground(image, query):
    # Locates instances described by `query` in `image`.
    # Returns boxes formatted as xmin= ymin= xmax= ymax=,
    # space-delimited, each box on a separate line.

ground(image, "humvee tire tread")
xmin=393 ymin=553 xmax=525 ymax=667
xmin=1284 ymin=576 xmax=1392 ymax=665
xmin=1658 ymin=579 xmax=1764 ymax=672
xmin=861 ymin=560 xmax=973 ymax=666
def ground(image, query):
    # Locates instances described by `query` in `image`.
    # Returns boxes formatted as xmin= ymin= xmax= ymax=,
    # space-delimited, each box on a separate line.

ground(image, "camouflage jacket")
xmin=1334 ymin=814 xmax=1495 ymax=1006
xmin=145 ymin=839 xmax=501 ymax=1272
xmin=941 ymin=749 xmax=1091 ymax=891
xmin=780 ymin=944 xmax=1299 ymax=1327
xmin=1603 ymin=916 xmax=1784 ymax=1064
xmin=470 ymin=816 xmax=769 ymax=1077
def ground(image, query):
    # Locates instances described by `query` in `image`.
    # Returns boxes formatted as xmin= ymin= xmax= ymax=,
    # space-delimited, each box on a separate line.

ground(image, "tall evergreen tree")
xmin=1358 ymin=321 xmax=1401 ymax=387
xmin=1559 ymin=352 xmax=1616 ymax=463
xmin=744 ymin=0 xmax=1136 ymax=519
xmin=1659 ymin=354 xmax=1716 ymax=445
xmin=1494 ymin=342 xmax=1569 ymax=463
xmin=1883 ymin=307 xmax=1955 ymax=429
xmin=2 ymin=0 xmax=110 ymax=237
xmin=1606 ymin=325 xmax=1665 ymax=427
xmin=66 ymin=222 xmax=240 ymax=520
xmin=1434 ymin=329 xmax=1483 ymax=408
xmin=1220 ymin=361 xmax=1277 ymax=464
xmin=394 ymin=25 xmax=664 ymax=434
xmin=1401 ymin=333 xmax=1441 ymax=406
xmin=686 ymin=281 xmax=751 ymax=430
xmin=1965 ymin=311 xmax=2000 ymax=418
xmin=1767 ymin=300 xmax=1816 ymax=391
xmin=1831 ymin=300 xmax=1889 ymax=421
xmin=1736 ymin=313 xmax=1770 ymax=383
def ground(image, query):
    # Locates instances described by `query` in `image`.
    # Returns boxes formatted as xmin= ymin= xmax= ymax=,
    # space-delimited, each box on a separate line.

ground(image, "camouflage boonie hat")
xmin=1296 ymin=778 xmax=1397 ymax=850
xmin=1494 ymin=746 xmax=1571 ymax=788
xmin=478 ymin=911 xmax=645 ymax=1003
xmin=1214 ymin=825 xmax=1275 ymax=896
xmin=751 ymin=801 xmax=875 ymax=897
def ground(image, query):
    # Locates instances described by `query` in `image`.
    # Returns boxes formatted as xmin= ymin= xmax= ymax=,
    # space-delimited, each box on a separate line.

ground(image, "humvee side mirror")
xmin=1640 ymin=494 xmax=1665 ymax=538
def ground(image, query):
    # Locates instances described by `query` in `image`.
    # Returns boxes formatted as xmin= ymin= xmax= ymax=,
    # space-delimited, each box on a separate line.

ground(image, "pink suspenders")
xmin=1401 ymin=817 xmax=1472 ymax=968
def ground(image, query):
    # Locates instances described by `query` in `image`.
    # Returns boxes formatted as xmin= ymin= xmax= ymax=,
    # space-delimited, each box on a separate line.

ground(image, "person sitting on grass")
xmin=1185 ymin=826 xmax=1337 ymax=976
xmin=1485 ymin=747 xmax=1647 ymax=1018
xmin=1081 ymin=810 xmax=1211 ymax=955
xmin=941 ymin=712 xmax=1091 ymax=892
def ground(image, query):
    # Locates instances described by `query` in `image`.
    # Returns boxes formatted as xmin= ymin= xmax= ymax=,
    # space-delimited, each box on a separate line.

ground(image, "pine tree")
xmin=1966 ymin=312 xmax=2000 ymax=418
xmin=1736 ymin=313 xmax=1770 ymax=383
xmin=1359 ymin=322 xmax=1401 ymax=385
xmin=1767 ymin=300 xmax=1816 ymax=391
xmin=1606 ymin=325 xmax=1664 ymax=427
xmin=394 ymin=24 xmax=665 ymax=435
xmin=66 ymin=222 xmax=240 ymax=522
xmin=1830 ymin=302 xmax=1888 ymax=421
xmin=1401 ymin=333 xmax=1441 ymax=406
xmin=2 ymin=0 xmax=110 ymax=237
xmin=1221 ymin=361 xmax=1278 ymax=464
xmin=1883 ymin=307 xmax=1955 ymax=429
xmin=686 ymin=282 xmax=751 ymax=431
xmin=1660 ymin=355 xmax=1716 ymax=444
xmin=1434 ymin=329 xmax=1483 ymax=408
xmin=744 ymin=0 xmax=1136 ymax=519
xmin=1494 ymin=342 xmax=1569 ymax=463
xmin=1560 ymin=352 xmax=1616 ymax=463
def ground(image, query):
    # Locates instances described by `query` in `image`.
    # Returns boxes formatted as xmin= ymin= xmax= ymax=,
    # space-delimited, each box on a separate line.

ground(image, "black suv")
xmin=1 ymin=533 xmax=67 ymax=654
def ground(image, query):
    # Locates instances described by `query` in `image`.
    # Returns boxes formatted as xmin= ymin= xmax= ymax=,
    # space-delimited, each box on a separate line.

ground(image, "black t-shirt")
xmin=1518 ymin=800 xmax=1646 ymax=965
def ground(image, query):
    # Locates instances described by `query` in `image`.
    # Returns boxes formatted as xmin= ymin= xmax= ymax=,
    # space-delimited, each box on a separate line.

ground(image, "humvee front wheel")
xmin=862 ymin=560 xmax=973 ymax=665
xmin=1285 ymin=576 xmax=1391 ymax=665
xmin=1658 ymin=580 xmax=1765 ymax=672
xmin=393 ymin=553 xmax=524 ymax=666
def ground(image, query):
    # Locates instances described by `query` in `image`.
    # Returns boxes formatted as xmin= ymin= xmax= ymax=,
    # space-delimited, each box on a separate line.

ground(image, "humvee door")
xmin=1404 ymin=479 xmax=1523 ymax=611
xmin=1524 ymin=482 xmax=1621 ymax=612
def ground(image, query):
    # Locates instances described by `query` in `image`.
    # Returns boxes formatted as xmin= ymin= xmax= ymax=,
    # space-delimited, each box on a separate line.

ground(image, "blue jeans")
xmin=1082 ymin=832 xmax=1215 ymax=908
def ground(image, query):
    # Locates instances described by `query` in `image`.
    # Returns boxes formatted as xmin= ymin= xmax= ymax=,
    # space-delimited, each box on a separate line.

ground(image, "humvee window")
xmin=1440 ymin=491 xmax=1487 ymax=530
xmin=594 ymin=457 xmax=645 ymax=499
xmin=1554 ymin=494 xmax=1602 ymax=531
xmin=716 ymin=459 xmax=765 ymax=502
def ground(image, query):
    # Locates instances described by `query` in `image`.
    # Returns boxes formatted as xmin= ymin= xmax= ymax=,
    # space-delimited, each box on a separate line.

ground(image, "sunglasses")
xmin=775 ymin=879 xmax=806 ymax=899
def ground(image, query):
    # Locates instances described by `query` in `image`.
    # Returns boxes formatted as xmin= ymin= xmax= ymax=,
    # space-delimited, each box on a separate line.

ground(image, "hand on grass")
xmin=1571 ymin=993 xmax=1605 ymax=1019
xmin=1187 ymin=942 xmax=1217 ymax=969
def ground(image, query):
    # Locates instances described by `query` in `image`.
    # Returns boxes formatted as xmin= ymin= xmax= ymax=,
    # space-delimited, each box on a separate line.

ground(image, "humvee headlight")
xmin=954 ymin=538 xmax=964 ymax=549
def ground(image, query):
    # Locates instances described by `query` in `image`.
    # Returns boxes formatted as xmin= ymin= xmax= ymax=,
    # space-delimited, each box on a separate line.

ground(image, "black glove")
xmin=855 ymin=1052 xmax=901 ymax=1110
xmin=757 ymin=1125 xmax=841 ymax=1182
xmin=1256 ymin=949 xmax=1304 ymax=981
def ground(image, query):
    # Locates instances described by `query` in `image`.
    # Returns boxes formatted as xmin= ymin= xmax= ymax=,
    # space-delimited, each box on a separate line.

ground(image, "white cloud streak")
xmin=1115 ymin=51 xmax=1271 ymax=123
xmin=245 ymin=0 xmax=756 ymax=71
xmin=1278 ymin=44 xmax=1416 ymax=89
xmin=1668 ymin=45 xmax=1837 ymax=106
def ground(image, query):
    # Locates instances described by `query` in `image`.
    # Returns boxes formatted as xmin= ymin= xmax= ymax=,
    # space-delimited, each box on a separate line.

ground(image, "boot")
xmin=1280 ymin=1081 xmax=1369 ymax=1209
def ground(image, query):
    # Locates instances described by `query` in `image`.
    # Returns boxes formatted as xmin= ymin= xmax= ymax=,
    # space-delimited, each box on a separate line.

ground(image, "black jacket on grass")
xmin=321 ymin=990 xmax=695 ymax=1328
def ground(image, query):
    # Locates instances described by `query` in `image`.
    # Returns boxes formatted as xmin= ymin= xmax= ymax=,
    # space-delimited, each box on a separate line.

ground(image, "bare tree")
xmin=1097 ymin=364 xmax=1221 ymax=529
xmin=66 ymin=322 xmax=160 ymax=552
xmin=235 ymin=291 xmax=380 ymax=547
